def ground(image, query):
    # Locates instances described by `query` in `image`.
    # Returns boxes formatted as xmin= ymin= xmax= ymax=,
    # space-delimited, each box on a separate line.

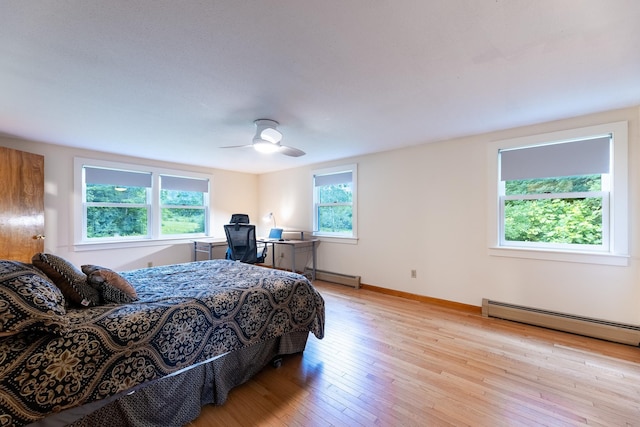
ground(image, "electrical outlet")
xmin=411 ymin=269 xmax=417 ymax=278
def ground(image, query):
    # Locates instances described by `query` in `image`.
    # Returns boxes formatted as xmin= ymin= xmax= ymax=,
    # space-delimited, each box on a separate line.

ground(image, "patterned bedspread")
xmin=0 ymin=260 xmax=324 ymax=427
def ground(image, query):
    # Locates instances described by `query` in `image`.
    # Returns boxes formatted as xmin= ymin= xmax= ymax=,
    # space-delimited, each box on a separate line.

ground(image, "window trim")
xmin=312 ymin=163 xmax=358 ymax=240
xmin=74 ymin=157 xmax=212 ymax=247
xmin=487 ymin=121 xmax=628 ymax=266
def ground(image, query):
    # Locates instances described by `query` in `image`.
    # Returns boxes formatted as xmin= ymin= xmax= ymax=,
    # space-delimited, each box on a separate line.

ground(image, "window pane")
xmin=87 ymin=207 xmax=148 ymax=238
xmin=161 ymin=189 xmax=204 ymax=206
xmin=86 ymin=184 xmax=147 ymax=203
xmin=504 ymin=197 xmax=602 ymax=244
xmin=318 ymin=183 xmax=352 ymax=204
xmin=505 ymin=175 xmax=602 ymax=195
xmin=318 ymin=205 xmax=352 ymax=233
xmin=162 ymin=208 xmax=205 ymax=234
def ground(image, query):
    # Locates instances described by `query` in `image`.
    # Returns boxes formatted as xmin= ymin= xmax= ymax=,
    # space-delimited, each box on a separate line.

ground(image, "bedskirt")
xmin=29 ymin=331 xmax=309 ymax=427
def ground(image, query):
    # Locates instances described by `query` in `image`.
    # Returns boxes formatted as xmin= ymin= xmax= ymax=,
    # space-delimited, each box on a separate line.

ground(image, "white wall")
xmin=3 ymin=106 xmax=639 ymax=324
xmin=0 ymin=135 xmax=258 ymax=270
xmin=259 ymin=106 xmax=640 ymax=324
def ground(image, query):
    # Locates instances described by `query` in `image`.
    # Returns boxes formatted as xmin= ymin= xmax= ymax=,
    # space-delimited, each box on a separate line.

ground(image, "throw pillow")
xmin=82 ymin=265 xmax=138 ymax=304
xmin=32 ymin=253 xmax=100 ymax=307
xmin=0 ymin=260 xmax=69 ymax=337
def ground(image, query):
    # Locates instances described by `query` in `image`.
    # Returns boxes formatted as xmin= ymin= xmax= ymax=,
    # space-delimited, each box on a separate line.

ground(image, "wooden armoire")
xmin=0 ymin=146 xmax=45 ymax=262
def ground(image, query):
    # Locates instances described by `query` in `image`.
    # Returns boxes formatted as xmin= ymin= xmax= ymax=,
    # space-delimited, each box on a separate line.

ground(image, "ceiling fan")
xmin=221 ymin=119 xmax=306 ymax=157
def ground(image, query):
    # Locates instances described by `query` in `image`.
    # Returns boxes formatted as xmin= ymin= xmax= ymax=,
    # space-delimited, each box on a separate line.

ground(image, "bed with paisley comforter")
xmin=0 ymin=258 xmax=325 ymax=427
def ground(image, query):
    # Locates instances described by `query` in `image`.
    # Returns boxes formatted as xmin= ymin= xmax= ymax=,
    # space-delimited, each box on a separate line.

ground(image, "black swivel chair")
xmin=224 ymin=214 xmax=267 ymax=264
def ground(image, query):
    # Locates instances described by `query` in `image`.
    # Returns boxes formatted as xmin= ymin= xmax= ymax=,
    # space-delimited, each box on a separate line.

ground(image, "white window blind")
xmin=500 ymin=136 xmax=611 ymax=181
xmin=84 ymin=166 xmax=152 ymax=187
xmin=314 ymin=171 xmax=352 ymax=187
xmin=160 ymin=175 xmax=209 ymax=192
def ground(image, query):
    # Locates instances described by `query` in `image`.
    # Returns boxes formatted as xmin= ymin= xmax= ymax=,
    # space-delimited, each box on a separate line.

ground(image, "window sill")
xmin=488 ymin=246 xmax=629 ymax=266
xmin=74 ymin=236 xmax=210 ymax=252
xmin=313 ymin=234 xmax=359 ymax=245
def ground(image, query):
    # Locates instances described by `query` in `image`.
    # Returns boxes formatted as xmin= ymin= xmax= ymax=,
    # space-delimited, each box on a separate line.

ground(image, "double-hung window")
xmin=160 ymin=175 xmax=208 ymax=236
xmin=76 ymin=158 xmax=210 ymax=244
xmin=313 ymin=164 xmax=357 ymax=238
xmin=500 ymin=136 xmax=610 ymax=251
xmin=490 ymin=121 xmax=628 ymax=264
xmin=83 ymin=166 xmax=152 ymax=240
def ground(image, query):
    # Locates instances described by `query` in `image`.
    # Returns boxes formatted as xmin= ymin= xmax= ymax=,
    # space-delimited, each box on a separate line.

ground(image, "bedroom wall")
xmin=0 ymin=135 xmax=258 ymax=271
xmin=258 ymin=106 xmax=640 ymax=325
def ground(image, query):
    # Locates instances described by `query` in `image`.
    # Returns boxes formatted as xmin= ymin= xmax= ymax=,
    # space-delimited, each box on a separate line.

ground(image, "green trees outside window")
xmin=85 ymin=184 xmax=148 ymax=238
xmin=84 ymin=176 xmax=208 ymax=239
xmin=317 ymin=183 xmax=352 ymax=234
xmin=160 ymin=189 xmax=205 ymax=235
xmin=503 ymin=175 xmax=604 ymax=245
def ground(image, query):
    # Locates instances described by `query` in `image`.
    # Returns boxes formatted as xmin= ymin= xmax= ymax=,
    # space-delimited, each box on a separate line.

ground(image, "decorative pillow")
xmin=32 ymin=253 xmax=100 ymax=307
xmin=0 ymin=260 xmax=69 ymax=337
xmin=82 ymin=265 xmax=138 ymax=304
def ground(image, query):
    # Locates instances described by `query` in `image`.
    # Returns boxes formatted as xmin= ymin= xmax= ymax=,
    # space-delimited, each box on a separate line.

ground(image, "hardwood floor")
xmin=188 ymin=281 xmax=640 ymax=426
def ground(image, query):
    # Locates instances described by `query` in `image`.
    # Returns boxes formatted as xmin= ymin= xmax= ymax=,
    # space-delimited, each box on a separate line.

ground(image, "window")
xmin=313 ymin=164 xmax=357 ymax=238
xmin=160 ymin=175 xmax=208 ymax=236
xmin=500 ymin=136 xmax=610 ymax=251
xmin=489 ymin=121 xmax=628 ymax=265
xmin=84 ymin=167 xmax=152 ymax=239
xmin=76 ymin=159 xmax=210 ymax=244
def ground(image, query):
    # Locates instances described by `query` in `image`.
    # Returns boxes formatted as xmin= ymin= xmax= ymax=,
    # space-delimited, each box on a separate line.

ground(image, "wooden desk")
xmin=193 ymin=238 xmax=227 ymax=261
xmin=258 ymin=238 xmax=319 ymax=280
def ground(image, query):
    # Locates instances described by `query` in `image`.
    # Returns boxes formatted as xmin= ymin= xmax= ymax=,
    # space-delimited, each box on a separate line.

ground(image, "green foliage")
xmin=86 ymin=184 xmax=147 ymax=203
xmin=318 ymin=205 xmax=352 ymax=233
xmin=161 ymin=189 xmax=204 ymax=206
xmin=317 ymin=184 xmax=353 ymax=233
xmin=161 ymin=208 xmax=205 ymax=234
xmin=319 ymin=183 xmax=352 ymax=203
xmin=86 ymin=184 xmax=205 ymax=238
xmin=504 ymin=197 xmax=602 ymax=244
xmin=505 ymin=175 xmax=601 ymax=195
xmin=87 ymin=207 xmax=148 ymax=238
xmin=504 ymin=175 xmax=604 ymax=245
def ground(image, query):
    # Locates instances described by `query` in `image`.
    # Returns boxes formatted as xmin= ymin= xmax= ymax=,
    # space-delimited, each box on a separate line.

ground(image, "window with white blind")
xmin=489 ymin=121 xmax=628 ymax=264
xmin=76 ymin=159 xmax=210 ymax=243
xmin=313 ymin=164 xmax=357 ymax=238
xmin=159 ymin=175 xmax=209 ymax=236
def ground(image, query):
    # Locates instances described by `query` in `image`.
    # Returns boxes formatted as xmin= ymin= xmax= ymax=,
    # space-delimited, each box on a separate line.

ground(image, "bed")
xmin=0 ymin=258 xmax=325 ymax=427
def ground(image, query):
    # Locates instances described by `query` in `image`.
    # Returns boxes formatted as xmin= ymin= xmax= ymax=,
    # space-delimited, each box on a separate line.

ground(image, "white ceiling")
xmin=1 ymin=1 xmax=639 ymax=174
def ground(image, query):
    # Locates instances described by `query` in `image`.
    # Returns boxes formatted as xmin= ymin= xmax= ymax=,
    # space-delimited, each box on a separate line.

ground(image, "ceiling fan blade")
xmin=220 ymin=144 xmax=252 ymax=149
xmin=280 ymin=146 xmax=306 ymax=157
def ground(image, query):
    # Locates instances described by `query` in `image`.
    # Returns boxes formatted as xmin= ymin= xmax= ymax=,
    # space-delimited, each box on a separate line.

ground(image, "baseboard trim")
xmin=359 ymin=283 xmax=481 ymax=314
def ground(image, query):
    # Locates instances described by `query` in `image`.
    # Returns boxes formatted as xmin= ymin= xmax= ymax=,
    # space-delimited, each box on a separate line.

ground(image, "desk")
xmin=258 ymin=238 xmax=319 ymax=280
xmin=193 ymin=238 xmax=227 ymax=261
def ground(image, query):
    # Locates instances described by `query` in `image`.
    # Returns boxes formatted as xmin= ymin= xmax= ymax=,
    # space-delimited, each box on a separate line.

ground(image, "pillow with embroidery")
xmin=82 ymin=265 xmax=138 ymax=304
xmin=0 ymin=260 xmax=69 ymax=336
xmin=32 ymin=253 xmax=100 ymax=307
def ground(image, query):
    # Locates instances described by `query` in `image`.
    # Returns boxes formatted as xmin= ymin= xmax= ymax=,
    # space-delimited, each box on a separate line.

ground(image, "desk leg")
xmin=291 ymin=245 xmax=296 ymax=273
xmin=312 ymin=241 xmax=317 ymax=281
xmin=271 ymin=242 xmax=275 ymax=268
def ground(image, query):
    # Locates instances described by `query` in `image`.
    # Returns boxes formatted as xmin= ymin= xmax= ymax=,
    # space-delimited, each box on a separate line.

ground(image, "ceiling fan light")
xmin=260 ymin=127 xmax=282 ymax=143
xmin=254 ymin=140 xmax=281 ymax=153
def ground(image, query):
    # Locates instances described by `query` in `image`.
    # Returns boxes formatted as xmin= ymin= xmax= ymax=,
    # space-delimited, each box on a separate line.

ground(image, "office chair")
xmin=224 ymin=215 xmax=266 ymax=264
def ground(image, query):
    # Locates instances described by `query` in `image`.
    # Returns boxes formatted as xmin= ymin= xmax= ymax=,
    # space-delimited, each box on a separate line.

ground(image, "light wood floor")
xmin=189 ymin=281 xmax=640 ymax=426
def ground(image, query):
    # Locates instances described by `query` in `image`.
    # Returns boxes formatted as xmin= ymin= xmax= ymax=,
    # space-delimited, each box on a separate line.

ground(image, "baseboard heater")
xmin=482 ymin=299 xmax=640 ymax=346
xmin=305 ymin=268 xmax=360 ymax=288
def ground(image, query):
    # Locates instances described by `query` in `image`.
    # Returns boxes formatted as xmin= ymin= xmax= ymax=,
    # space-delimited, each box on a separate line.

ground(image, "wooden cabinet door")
xmin=0 ymin=146 xmax=45 ymax=262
